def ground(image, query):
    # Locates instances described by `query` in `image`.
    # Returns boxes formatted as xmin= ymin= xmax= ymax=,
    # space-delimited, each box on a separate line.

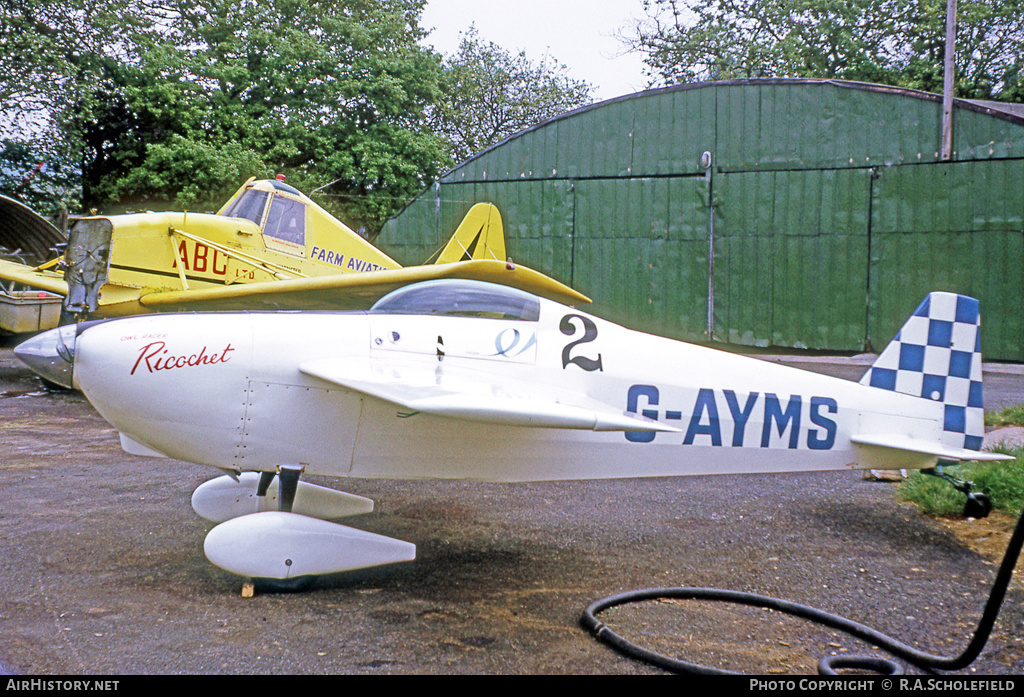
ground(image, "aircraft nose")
xmin=14 ymin=324 xmax=79 ymax=389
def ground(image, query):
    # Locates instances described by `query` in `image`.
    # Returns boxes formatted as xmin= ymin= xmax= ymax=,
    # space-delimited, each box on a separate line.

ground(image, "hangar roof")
xmin=440 ymin=79 xmax=1024 ymax=184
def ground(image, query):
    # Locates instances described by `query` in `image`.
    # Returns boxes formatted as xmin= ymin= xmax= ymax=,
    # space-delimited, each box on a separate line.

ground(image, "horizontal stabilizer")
xmin=851 ymin=433 xmax=1013 ymax=462
xmin=203 ymin=511 xmax=416 ymax=579
xmin=0 ymin=257 xmax=69 ymax=296
xmin=191 ymin=473 xmax=374 ymax=523
xmin=300 ymin=356 xmax=678 ymax=433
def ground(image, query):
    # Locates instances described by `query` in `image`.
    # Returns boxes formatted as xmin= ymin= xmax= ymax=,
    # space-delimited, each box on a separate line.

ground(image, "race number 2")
xmin=560 ymin=314 xmax=603 ymax=371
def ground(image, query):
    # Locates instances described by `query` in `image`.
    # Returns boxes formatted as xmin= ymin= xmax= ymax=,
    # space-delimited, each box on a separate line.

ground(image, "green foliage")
xmin=103 ymin=136 xmax=271 ymax=213
xmin=898 ymin=445 xmax=1024 ymax=517
xmin=0 ymin=139 xmax=80 ymax=216
xmin=0 ymin=0 xmax=149 ymax=130
xmin=431 ymin=27 xmax=594 ymax=164
xmin=897 ymin=469 xmax=969 ymax=517
xmin=985 ymin=404 xmax=1024 ymax=428
xmin=3 ymin=0 xmax=450 ymax=231
xmin=5 ymin=1 xmax=597 ymax=230
xmin=0 ymin=0 xmax=150 ymax=212
xmin=624 ymin=0 xmax=1024 ymax=101
xmin=74 ymin=0 xmax=450 ymax=231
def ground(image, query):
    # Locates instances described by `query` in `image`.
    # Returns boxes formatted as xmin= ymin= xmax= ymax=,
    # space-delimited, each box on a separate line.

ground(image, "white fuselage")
xmin=73 ymin=303 xmax=947 ymax=482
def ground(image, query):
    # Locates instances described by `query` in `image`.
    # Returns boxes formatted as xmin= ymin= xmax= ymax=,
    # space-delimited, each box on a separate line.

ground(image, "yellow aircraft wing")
xmin=138 ymin=259 xmax=590 ymax=312
xmin=0 ymin=257 xmax=68 ymax=296
xmin=0 ymin=191 xmax=587 ymax=321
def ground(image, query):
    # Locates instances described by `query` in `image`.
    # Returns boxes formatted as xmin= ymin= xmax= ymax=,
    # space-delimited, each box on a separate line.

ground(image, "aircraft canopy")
xmin=370 ymin=279 xmax=541 ymax=321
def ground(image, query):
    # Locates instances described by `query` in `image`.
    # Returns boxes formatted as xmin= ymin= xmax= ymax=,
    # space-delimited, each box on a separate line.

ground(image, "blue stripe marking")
xmin=869 ymin=368 xmax=897 ymax=390
xmin=923 ymin=374 xmax=946 ymax=401
xmin=969 ymin=380 xmax=984 ymax=408
xmin=914 ymin=296 xmax=931 ymax=317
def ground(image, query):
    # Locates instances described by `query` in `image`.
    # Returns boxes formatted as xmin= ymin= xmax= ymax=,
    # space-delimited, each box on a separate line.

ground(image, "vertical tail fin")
xmin=860 ymin=292 xmax=984 ymax=451
xmin=435 ymin=203 xmax=506 ymax=264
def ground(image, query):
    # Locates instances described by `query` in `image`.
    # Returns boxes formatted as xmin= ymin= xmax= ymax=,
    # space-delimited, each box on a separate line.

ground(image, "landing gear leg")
xmin=257 ymin=471 xmax=274 ymax=497
xmin=251 ymin=465 xmax=315 ymax=593
xmin=277 ymin=464 xmax=303 ymax=513
xmin=923 ymin=465 xmax=992 ymax=518
xmin=255 ymin=471 xmax=275 ymax=512
xmin=253 ymin=467 xmax=303 ymax=513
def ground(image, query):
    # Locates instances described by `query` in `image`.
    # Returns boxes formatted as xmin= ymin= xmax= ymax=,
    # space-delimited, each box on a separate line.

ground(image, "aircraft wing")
xmin=139 ymin=259 xmax=589 ymax=312
xmin=851 ymin=434 xmax=1014 ymax=462
xmin=299 ymin=355 xmax=677 ymax=433
xmin=0 ymin=257 xmax=69 ymax=296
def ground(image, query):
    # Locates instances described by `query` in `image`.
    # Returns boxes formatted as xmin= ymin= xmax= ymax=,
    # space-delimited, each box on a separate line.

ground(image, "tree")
xmin=621 ymin=0 xmax=1024 ymax=101
xmin=0 ymin=139 xmax=79 ymax=216
xmin=0 ymin=0 xmax=147 ymax=137
xmin=431 ymin=27 xmax=593 ymax=164
xmin=6 ymin=2 xmax=595 ymax=230
xmin=1 ymin=0 xmax=151 ymax=213
xmin=4 ymin=0 xmax=450 ymax=232
xmin=77 ymin=0 xmax=451 ymax=232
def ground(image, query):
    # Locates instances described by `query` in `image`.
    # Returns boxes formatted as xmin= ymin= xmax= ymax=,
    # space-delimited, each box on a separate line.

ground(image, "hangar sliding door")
xmin=572 ymin=176 xmax=711 ymax=341
xmin=712 ymin=169 xmax=872 ymax=351
xmin=868 ymin=159 xmax=1024 ymax=361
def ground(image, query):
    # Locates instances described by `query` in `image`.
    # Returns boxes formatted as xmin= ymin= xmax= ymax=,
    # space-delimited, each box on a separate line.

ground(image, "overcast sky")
xmin=420 ymin=0 xmax=654 ymax=102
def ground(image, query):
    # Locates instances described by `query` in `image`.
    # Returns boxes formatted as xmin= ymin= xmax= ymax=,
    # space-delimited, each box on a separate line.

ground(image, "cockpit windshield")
xmin=221 ymin=189 xmax=270 ymax=225
xmin=370 ymin=280 xmax=540 ymax=321
xmin=263 ymin=195 xmax=306 ymax=245
xmin=220 ymin=183 xmax=307 ymax=248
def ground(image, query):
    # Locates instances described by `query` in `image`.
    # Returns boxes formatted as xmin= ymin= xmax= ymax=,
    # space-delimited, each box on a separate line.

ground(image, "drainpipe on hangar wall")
xmin=702 ymin=150 xmax=715 ymax=340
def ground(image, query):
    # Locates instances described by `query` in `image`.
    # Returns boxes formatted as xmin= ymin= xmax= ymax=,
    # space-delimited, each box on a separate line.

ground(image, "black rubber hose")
xmin=582 ymin=502 xmax=1024 ymax=675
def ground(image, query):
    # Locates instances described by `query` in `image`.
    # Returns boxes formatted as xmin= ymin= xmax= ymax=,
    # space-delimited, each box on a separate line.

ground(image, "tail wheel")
xmin=965 ymin=492 xmax=992 ymax=519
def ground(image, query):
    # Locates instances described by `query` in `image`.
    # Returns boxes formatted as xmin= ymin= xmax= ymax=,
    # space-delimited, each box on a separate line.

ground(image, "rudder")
xmin=435 ymin=203 xmax=506 ymax=264
xmin=860 ymin=292 xmax=984 ymax=451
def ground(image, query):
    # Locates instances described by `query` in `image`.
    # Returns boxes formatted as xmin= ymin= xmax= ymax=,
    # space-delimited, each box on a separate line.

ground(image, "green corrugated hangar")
xmin=377 ymin=79 xmax=1024 ymax=361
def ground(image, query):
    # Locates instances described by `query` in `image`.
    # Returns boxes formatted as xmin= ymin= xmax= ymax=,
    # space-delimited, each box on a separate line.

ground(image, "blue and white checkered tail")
xmin=860 ymin=292 xmax=984 ymax=452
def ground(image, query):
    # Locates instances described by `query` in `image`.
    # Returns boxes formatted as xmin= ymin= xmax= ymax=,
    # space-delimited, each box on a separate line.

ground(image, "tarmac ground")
xmin=1 ymin=340 xmax=1023 ymax=675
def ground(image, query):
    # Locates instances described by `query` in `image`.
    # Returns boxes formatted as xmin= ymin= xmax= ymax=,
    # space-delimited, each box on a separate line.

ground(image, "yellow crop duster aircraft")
xmin=0 ymin=177 xmax=588 ymax=323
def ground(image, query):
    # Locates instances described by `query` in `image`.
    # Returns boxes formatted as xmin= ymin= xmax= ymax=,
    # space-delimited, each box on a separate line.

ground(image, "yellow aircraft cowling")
xmin=108 ymin=212 xmax=286 ymax=291
xmin=67 ymin=198 xmax=402 ymax=316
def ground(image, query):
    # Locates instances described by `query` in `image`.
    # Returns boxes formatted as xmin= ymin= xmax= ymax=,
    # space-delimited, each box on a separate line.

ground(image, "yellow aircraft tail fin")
xmin=435 ymin=203 xmax=506 ymax=264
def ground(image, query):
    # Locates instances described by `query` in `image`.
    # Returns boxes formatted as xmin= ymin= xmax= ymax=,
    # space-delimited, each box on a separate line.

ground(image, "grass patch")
xmin=985 ymin=404 xmax=1024 ymax=427
xmin=897 ymin=444 xmax=1024 ymax=518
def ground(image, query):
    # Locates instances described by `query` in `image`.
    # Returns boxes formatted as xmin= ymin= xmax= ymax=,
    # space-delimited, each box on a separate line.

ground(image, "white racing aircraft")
xmin=15 ymin=280 xmax=1011 ymax=587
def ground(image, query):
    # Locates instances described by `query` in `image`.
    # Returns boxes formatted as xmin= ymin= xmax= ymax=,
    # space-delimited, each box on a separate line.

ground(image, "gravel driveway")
xmin=1 ymin=340 xmax=1022 ymax=675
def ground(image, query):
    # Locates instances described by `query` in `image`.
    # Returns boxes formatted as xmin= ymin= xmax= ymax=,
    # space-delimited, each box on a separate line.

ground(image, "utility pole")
xmin=941 ymin=0 xmax=957 ymax=160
